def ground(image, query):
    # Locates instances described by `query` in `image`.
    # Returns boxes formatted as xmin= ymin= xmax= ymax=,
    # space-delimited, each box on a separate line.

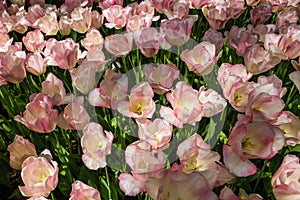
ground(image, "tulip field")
xmin=1 ymin=0 xmax=300 ymax=199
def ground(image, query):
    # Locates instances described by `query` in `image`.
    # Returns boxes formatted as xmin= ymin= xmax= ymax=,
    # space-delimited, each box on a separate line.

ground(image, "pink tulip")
xmin=10 ymin=7 xmax=28 ymax=34
xmin=126 ymin=0 xmax=157 ymax=31
xmin=266 ymin=0 xmax=287 ymax=12
xmin=70 ymin=7 xmax=92 ymax=34
xmin=117 ymin=82 xmax=155 ymax=119
xmin=58 ymin=15 xmax=72 ymax=36
xmin=145 ymin=163 xmax=218 ymax=200
xmin=24 ymin=4 xmax=45 ymax=27
xmin=271 ymin=154 xmax=300 ymax=200
xmin=227 ymin=81 xmax=258 ymax=113
xmin=250 ymin=2 xmax=272 ymax=25
xmin=41 ymin=73 xmax=66 ymax=106
xmin=252 ymin=24 xmax=276 ymax=42
xmin=104 ymin=33 xmax=133 ymax=57
xmin=244 ymin=44 xmax=281 ymax=75
xmin=225 ymin=25 xmax=258 ymax=56
xmin=0 ymin=32 xmax=13 ymax=53
xmin=125 ymin=140 xmax=165 ymax=174
xmin=246 ymin=83 xmax=285 ymax=123
xmin=69 ymin=180 xmax=101 ymax=200
xmin=57 ymin=96 xmax=90 ymax=130
xmin=7 ymin=135 xmax=37 ymax=170
xmin=198 ymin=87 xmax=227 ymax=118
xmin=81 ymin=29 xmax=104 ymax=51
xmin=202 ymin=0 xmax=245 ymax=30
xmin=133 ymin=27 xmax=162 ymax=57
xmin=180 ymin=41 xmax=218 ymax=76
xmin=136 ymin=118 xmax=172 ymax=150
xmin=88 ymin=69 xmax=128 ymax=109
xmin=102 ymin=5 xmax=131 ymax=29
xmin=14 ymin=94 xmax=58 ymax=133
xmin=70 ymin=60 xmax=97 ymax=94
xmin=81 ymin=122 xmax=114 ymax=170
xmin=143 ymin=63 xmax=179 ymax=94
xmin=264 ymin=27 xmax=300 ymax=60
xmin=33 ymin=11 xmax=59 ymax=35
xmin=19 ymin=149 xmax=59 ymax=198
xmin=22 ymin=29 xmax=44 ymax=52
xmin=118 ymin=172 xmax=145 ymax=196
xmin=202 ymin=28 xmax=224 ymax=54
xmin=279 ymin=111 xmax=300 ymax=146
xmin=177 ymin=133 xmax=220 ymax=173
xmin=163 ymin=0 xmax=190 ymax=20
xmin=45 ymin=38 xmax=80 ymax=70
xmin=25 ymin=51 xmax=47 ymax=76
xmin=160 ymin=81 xmax=202 ymax=128
xmin=62 ymin=0 xmax=84 ymax=12
xmin=217 ymin=63 xmax=252 ymax=99
xmin=275 ymin=8 xmax=299 ymax=33
xmin=0 ymin=44 xmax=26 ymax=85
xmin=91 ymin=10 xmax=103 ymax=30
xmin=160 ymin=15 xmax=197 ymax=46
xmin=223 ymin=115 xmax=285 ymax=177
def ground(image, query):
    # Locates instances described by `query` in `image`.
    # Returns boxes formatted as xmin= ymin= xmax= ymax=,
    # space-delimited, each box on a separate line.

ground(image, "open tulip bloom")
xmin=1 ymin=0 xmax=300 ymax=200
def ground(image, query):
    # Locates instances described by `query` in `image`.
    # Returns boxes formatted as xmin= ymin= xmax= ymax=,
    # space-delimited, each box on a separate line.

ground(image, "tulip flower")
xmin=117 ymin=82 xmax=155 ymax=119
xmin=202 ymin=28 xmax=224 ymax=54
xmin=250 ymin=2 xmax=272 ymax=25
xmin=133 ymin=27 xmax=162 ymax=58
xmin=104 ymin=33 xmax=133 ymax=57
xmin=41 ymin=73 xmax=66 ymax=106
xmin=7 ymin=135 xmax=37 ymax=170
xmin=102 ymin=5 xmax=131 ymax=29
xmin=57 ymin=96 xmax=90 ymax=130
xmin=88 ymin=69 xmax=128 ymax=109
xmin=0 ymin=44 xmax=26 ymax=85
xmin=160 ymin=15 xmax=197 ymax=46
xmin=143 ymin=64 xmax=179 ymax=94
xmin=45 ymin=38 xmax=81 ymax=70
xmin=81 ymin=122 xmax=114 ymax=170
xmin=118 ymin=172 xmax=145 ymax=196
xmin=22 ymin=29 xmax=44 ymax=52
xmin=69 ymin=180 xmax=101 ymax=200
xmin=223 ymin=115 xmax=285 ymax=177
xmin=19 ymin=149 xmax=59 ymax=198
xmin=136 ymin=118 xmax=172 ymax=150
xmin=81 ymin=29 xmax=104 ymax=51
xmin=70 ymin=7 xmax=92 ymax=34
xmin=25 ymin=51 xmax=47 ymax=76
xmin=14 ymin=94 xmax=58 ymax=133
xmin=125 ymin=140 xmax=165 ymax=174
xmin=145 ymin=163 xmax=218 ymax=200
xmin=160 ymin=81 xmax=203 ymax=128
xmin=180 ymin=41 xmax=218 ymax=76
xmin=271 ymin=154 xmax=300 ymax=200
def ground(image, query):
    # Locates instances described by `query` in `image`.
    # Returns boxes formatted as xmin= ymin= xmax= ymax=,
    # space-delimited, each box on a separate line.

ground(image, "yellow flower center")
xmin=183 ymin=155 xmax=203 ymax=173
xmin=242 ymin=137 xmax=256 ymax=151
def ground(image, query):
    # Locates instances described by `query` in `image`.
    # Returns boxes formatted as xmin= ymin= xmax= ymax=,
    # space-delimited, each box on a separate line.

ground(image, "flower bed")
xmin=0 ymin=0 xmax=300 ymax=199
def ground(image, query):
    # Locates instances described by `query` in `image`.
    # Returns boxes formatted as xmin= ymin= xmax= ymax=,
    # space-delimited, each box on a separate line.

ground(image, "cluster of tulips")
xmin=1 ymin=0 xmax=300 ymax=199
